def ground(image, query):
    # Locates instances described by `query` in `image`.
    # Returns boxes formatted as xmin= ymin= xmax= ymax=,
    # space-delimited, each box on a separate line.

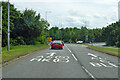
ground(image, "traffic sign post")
xmin=47 ymin=37 xmax=52 ymax=43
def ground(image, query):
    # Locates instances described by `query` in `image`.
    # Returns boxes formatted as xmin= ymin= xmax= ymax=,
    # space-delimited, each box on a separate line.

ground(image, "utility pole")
xmin=45 ymin=11 xmax=51 ymax=21
xmin=118 ymin=1 xmax=120 ymax=21
xmin=7 ymin=0 xmax=10 ymax=51
xmin=0 ymin=3 xmax=2 ymax=80
xmin=60 ymin=22 xmax=62 ymax=40
xmin=45 ymin=11 xmax=51 ymax=44
xmin=0 ymin=2 xmax=2 ymax=54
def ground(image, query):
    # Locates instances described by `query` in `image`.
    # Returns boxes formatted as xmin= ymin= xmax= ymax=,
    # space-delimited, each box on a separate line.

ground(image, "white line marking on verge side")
xmin=82 ymin=66 xmax=96 ymax=80
xmin=65 ymin=45 xmax=78 ymax=61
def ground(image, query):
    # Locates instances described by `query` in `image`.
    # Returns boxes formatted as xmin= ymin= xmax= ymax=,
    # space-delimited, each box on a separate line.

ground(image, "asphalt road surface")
xmin=2 ymin=44 xmax=119 ymax=79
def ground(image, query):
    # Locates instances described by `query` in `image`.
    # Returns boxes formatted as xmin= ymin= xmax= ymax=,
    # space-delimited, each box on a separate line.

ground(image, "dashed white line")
xmin=65 ymin=45 xmax=72 ymax=53
xmin=66 ymin=45 xmax=96 ymax=79
xmin=71 ymin=54 xmax=78 ymax=61
xmin=82 ymin=66 xmax=96 ymax=80
xmin=65 ymin=45 xmax=78 ymax=61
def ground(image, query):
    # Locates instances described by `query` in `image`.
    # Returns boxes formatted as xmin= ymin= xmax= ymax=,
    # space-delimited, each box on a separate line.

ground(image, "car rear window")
xmin=53 ymin=41 xmax=61 ymax=43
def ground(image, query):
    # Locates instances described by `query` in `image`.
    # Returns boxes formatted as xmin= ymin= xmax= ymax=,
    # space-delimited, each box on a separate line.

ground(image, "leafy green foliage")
xmin=2 ymin=1 xmax=119 ymax=48
xmin=102 ymin=21 xmax=120 ymax=47
xmin=2 ymin=2 xmax=49 ymax=47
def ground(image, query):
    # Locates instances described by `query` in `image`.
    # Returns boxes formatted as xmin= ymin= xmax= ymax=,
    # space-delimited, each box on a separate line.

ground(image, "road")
xmin=2 ymin=44 xmax=119 ymax=79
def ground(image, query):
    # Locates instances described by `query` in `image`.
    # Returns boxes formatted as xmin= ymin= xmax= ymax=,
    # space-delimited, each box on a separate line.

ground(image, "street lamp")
xmin=45 ymin=11 xmax=51 ymax=44
xmin=7 ymin=0 xmax=10 ymax=51
xmin=45 ymin=11 xmax=52 ymax=21
xmin=0 ymin=1 xmax=2 ymax=54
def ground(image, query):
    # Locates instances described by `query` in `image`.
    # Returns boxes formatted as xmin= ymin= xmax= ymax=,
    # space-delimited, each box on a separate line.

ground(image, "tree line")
xmin=1 ymin=2 xmax=120 ymax=47
xmin=2 ymin=2 xmax=49 ymax=47
xmin=49 ymin=22 xmax=120 ymax=47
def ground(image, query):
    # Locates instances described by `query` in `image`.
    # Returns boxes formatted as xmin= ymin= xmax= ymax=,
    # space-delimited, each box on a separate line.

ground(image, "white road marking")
xmin=50 ymin=52 xmax=56 ymax=56
xmin=65 ymin=45 xmax=78 ymax=61
xmin=88 ymin=53 xmax=118 ymax=68
xmin=99 ymin=63 xmax=107 ymax=67
xmin=91 ymin=57 xmax=98 ymax=60
xmin=30 ymin=58 xmax=36 ymax=62
xmin=38 ymin=56 xmax=44 ymax=62
xmin=82 ymin=66 xmax=96 ymax=80
xmin=71 ymin=54 xmax=78 ymax=61
xmin=41 ymin=58 xmax=50 ymax=62
xmin=108 ymin=61 xmax=118 ymax=68
xmin=30 ymin=56 xmax=41 ymax=61
xmin=96 ymin=63 xmax=102 ymax=67
xmin=65 ymin=45 xmax=72 ymax=53
xmin=88 ymin=53 xmax=97 ymax=57
xmin=90 ymin=62 xmax=96 ymax=67
xmin=53 ymin=56 xmax=60 ymax=63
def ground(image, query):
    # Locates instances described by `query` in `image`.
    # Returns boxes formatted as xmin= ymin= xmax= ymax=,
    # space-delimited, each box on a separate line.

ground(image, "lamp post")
xmin=45 ymin=11 xmax=51 ymax=44
xmin=7 ymin=0 xmax=10 ymax=51
xmin=45 ymin=11 xmax=52 ymax=21
xmin=0 ymin=2 xmax=2 ymax=54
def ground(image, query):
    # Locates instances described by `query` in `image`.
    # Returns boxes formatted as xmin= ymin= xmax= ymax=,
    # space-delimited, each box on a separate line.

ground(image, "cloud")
xmin=5 ymin=0 xmax=119 ymax=29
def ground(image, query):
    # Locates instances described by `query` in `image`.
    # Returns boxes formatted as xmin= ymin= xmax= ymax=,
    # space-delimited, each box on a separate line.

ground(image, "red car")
xmin=51 ymin=40 xmax=63 ymax=49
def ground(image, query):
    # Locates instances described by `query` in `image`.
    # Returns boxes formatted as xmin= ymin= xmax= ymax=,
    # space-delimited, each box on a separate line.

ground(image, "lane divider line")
xmin=71 ymin=54 xmax=78 ymax=61
xmin=65 ymin=45 xmax=78 ymax=61
xmin=65 ymin=44 xmax=96 ymax=80
xmin=82 ymin=66 xmax=96 ymax=80
xmin=65 ymin=45 xmax=72 ymax=53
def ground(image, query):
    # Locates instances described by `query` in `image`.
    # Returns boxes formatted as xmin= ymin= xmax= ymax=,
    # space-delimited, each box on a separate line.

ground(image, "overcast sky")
xmin=2 ymin=0 xmax=120 ymax=29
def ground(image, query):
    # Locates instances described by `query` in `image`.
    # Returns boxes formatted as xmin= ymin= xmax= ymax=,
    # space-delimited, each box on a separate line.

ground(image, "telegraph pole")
xmin=0 ymin=2 xmax=2 ymax=54
xmin=45 ymin=11 xmax=51 ymax=44
xmin=118 ymin=1 xmax=120 ymax=21
xmin=7 ymin=0 xmax=10 ymax=51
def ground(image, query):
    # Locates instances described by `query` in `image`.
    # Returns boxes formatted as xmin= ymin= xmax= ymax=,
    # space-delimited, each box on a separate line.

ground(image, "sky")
xmin=2 ymin=0 xmax=120 ymax=29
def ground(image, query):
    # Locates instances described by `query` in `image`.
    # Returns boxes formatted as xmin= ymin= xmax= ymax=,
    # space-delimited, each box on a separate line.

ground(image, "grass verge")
xmin=88 ymin=45 xmax=119 ymax=57
xmin=2 ymin=44 xmax=49 ymax=64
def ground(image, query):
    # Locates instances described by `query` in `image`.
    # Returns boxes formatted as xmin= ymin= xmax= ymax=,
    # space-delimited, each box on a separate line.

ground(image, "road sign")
xmin=47 ymin=37 xmax=52 ymax=42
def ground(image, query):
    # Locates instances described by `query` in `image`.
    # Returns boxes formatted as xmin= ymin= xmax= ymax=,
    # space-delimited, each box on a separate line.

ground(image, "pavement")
xmin=2 ymin=44 xmax=119 ymax=79
xmin=90 ymin=43 xmax=118 ymax=49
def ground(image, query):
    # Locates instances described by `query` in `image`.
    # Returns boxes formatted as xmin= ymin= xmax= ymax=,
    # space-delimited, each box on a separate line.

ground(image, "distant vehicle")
xmin=51 ymin=40 xmax=63 ymax=49
xmin=76 ymin=41 xmax=83 ymax=44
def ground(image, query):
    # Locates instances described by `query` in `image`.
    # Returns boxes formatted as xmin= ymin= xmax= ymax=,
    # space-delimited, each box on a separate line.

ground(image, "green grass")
xmin=2 ymin=44 xmax=49 ymax=63
xmin=88 ymin=45 xmax=119 ymax=56
xmin=90 ymin=42 xmax=105 ymax=44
